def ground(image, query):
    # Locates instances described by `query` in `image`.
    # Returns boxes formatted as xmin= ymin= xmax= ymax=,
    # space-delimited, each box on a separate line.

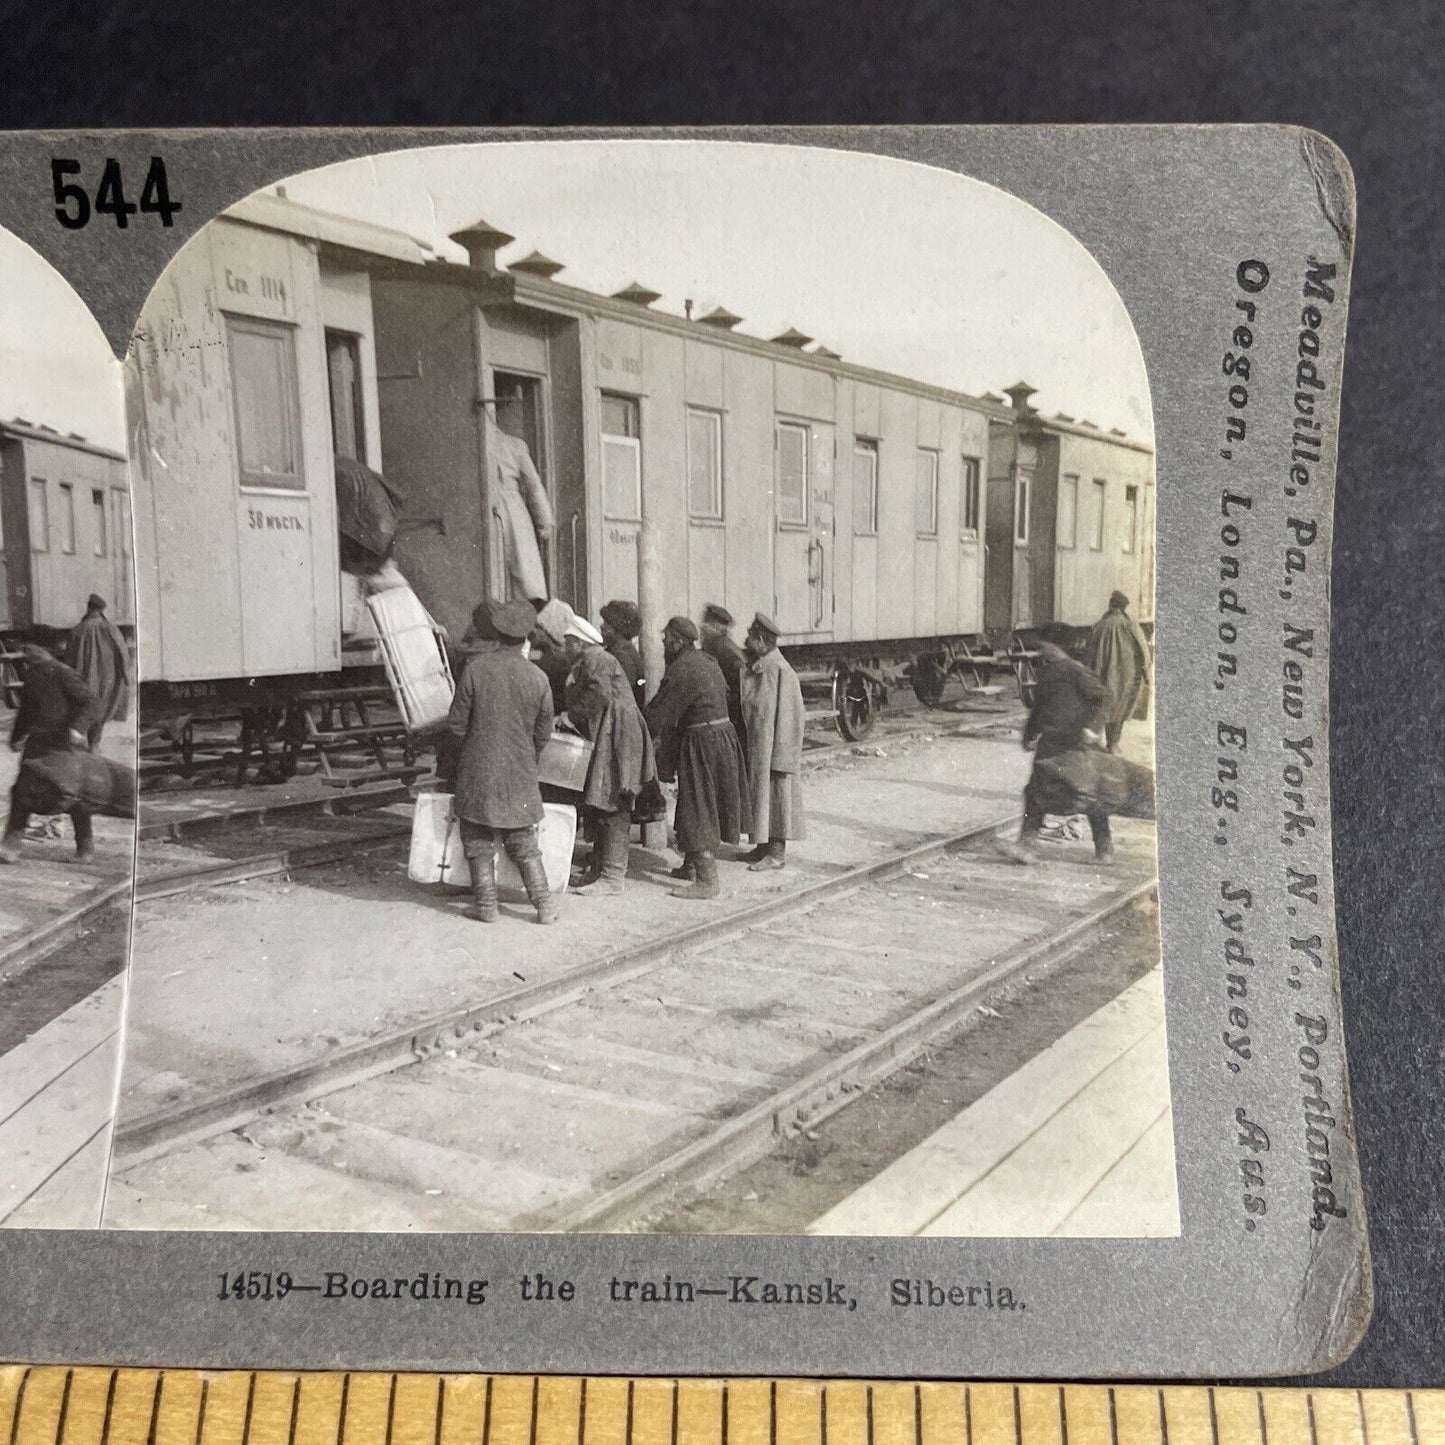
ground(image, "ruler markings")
xmin=9 ymin=1368 xmax=32 ymax=1445
xmin=194 ymin=1382 xmax=208 ymax=1445
xmin=433 ymin=1382 xmax=444 ymax=1445
xmin=101 ymin=1373 xmax=120 ymax=1445
xmin=239 ymin=1379 xmax=255 ymax=1445
xmin=965 ymin=1388 xmax=973 ymax=1445
xmin=147 ymin=1376 xmax=166 ymax=1445
xmin=1158 ymin=1394 xmax=1169 ymax=1445
xmin=54 ymin=1371 xmax=74 ymax=1445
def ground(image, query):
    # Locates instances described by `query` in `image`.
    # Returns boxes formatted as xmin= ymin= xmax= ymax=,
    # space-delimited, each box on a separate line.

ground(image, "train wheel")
xmin=911 ymin=653 xmax=947 ymax=708
xmin=834 ymin=666 xmax=877 ymax=742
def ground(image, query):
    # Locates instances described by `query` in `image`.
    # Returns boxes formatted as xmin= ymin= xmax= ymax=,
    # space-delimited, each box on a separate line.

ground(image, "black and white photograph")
xmin=97 ymin=140 xmax=1172 ymax=1236
xmin=0 ymin=225 xmax=136 ymax=1228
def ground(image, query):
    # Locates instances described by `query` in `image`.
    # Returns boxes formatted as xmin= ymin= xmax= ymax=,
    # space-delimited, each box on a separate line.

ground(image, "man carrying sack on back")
xmin=444 ymin=599 xmax=559 ymax=925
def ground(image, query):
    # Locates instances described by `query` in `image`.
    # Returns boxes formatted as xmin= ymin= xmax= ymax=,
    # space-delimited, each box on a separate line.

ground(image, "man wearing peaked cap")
xmin=646 ymin=613 xmax=750 ymax=899
xmin=445 ymin=596 xmax=559 ymax=925
xmin=699 ymin=603 xmax=748 ymax=755
xmin=599 ymin=599 xmax=646 ymax=711
xmin=740 ymin=612 xmax=806 ymax=870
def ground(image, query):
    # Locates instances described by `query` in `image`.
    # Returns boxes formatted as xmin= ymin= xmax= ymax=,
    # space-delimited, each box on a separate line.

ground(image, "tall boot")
xmin=575 ymin=811 xmax=628 ymax=897
xmin=748 ymin=838 xmax=785 ymax=872
xmin=518 ymin=855 xmax=559 ymax=925
xmin=466 ymin=853 xmax=499 ymax=923
xmin=670 ymin=850 xmax=719 ymax=900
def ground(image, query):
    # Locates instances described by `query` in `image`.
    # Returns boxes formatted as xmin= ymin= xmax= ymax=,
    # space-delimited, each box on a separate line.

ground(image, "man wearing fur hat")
xmin=559 ymin=611 xmax=656 ymax=896
xmin=646 ymin=616 xmax=750 ymax=899
xmin=739 ymin=613 xmax=806 ymax=870
xmin=599 ymin=599 xmax=646 ymax=710
xmin=445 ymin=599 xmax=559 ymax=924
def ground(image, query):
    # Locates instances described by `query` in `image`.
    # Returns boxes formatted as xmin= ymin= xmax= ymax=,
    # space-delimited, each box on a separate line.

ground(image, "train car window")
xmin=92 ymin=489 xmax=107 ymax=556
xmin=28 ymin=478 xmax=48 ymax=552
xmin=227 ymin=315 xmax=304 ymax=491
xmin=57 ymin=482 xmax=76 ymax=554
xmin=1057 ymin=474 xmax=1079 ymax=549
xmin=1090 ymin=477 xmax=1107 ymax=550
xmin=686 ymin=407 xmax=723 ymax=521
xmin=961 ymin=456 xmax=981 ymax=537
xmin=1014 ymin=473 xmax=1030 ymax=546
xmin=915 ymin=448 xmax=939 ymax=537
xmin=325 ymin=330 xmax=365 ymax=463
xmin=601 ymin=393 xmax=642 ymax=520
xmin=775 ymin=420 xmax=808 ymax=527
xmin=1123 ymin=484 xmax=1139 ymax=553
xmin=853 ymin=439 xmax=879 ymax=536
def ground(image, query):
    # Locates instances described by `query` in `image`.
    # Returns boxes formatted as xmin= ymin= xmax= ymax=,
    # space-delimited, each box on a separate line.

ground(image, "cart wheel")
xmin=911 ymin=653 xmax=947 ymax=708
xmin=1016 ymin=656 xmax=1038 ymax=708
xmin=834 ymin=666 xmax=877 ymax=741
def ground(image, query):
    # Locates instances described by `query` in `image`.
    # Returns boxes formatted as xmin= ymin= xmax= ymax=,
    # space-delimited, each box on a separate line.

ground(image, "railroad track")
xmin=108 ymin=813 xmax=1159 ymax=1233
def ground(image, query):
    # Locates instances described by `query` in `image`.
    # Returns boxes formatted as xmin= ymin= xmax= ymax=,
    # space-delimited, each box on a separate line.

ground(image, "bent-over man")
xmin=1 ymin=643 xmax=101 ymax=864
xmin=646 ymin=615 xmax=750 ymax=900
xmin=739 ymin=612 xmax=806 ymax=870
xmin=1001 ymin=641 xmax=1112 ymax=866
xmin=1086 ymin=590 xmax=1152 ymax=753
xmin=699 ymin=602 xmax=748 ymax=753
xmin=445 ymin=599 xmax=558 ymax=924
xmin=561 ymin=612 xmax=657 ymax=896
xmin=65 ymin=593 xmax=131 ymax=749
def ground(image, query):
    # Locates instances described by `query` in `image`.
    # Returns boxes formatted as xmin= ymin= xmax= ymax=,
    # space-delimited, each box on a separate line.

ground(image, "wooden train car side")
xmin=370 ymin=237 xmax=998 ymax=674
xmin=127 ymin=195 xmax=427 ymax=696
xmin=0 ymin=422 xmax=131 ymax=636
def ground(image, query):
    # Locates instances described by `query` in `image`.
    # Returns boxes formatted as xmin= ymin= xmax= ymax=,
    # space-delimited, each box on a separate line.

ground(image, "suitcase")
xmin=367 ymin=584 xmax=454 ymax=732
xmin=408 ymin=791 xmax=577 ymax=894
xmin=20 ymin=749 xmax=136 ymax=819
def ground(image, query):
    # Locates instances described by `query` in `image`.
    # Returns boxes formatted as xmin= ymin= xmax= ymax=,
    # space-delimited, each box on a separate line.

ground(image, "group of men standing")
xmin=1 ymin=594 xmax=133 ymax=865
xmin=443 ymin=594 xmax=806 ymax=925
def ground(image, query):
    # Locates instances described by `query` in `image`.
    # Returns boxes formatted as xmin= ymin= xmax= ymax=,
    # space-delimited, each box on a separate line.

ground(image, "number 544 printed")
xmin=52 ymin=155 xmax=180 ymax=229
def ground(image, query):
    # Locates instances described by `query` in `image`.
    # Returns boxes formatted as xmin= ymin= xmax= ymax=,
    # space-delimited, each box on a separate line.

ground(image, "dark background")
xmin=0 ymin=0 xmax=1439 ymax=1387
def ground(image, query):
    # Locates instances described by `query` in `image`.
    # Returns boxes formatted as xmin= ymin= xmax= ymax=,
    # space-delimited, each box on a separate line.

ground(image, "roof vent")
xmin=810 ymin=344 xmax=841 ymax=360
xmin=1055 ymin=413 xmax=1075 ymax=423
xmin=613 ymin=281 xmax=662 ymax=307
xmin=698 ymin=305 xmax=743 ymax=330
xmin=448 ymin=219 xmax=515 ymax=272
xmin=1004 ymin=381 xmax=1038 ymax=415
xmin=771 ymin=327 xmax=813 ymax=348
xmin=1110 ymin=427 xmax=1127 ymax=437
xmin=509 ymin=249 xmax=565 ymax=280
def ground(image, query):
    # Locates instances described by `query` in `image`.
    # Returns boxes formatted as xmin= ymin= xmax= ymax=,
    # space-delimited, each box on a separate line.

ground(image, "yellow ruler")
xmin=3 ymin=1373 xmax=1441 ymax=1445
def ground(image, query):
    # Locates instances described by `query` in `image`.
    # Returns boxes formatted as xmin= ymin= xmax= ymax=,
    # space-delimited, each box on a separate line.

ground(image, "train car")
xmin=368 ymin=220 xmax=1008 ymax=739
xmin=984 ymin=382 xmax=1155 ymax=637
xmin=0 ymin=420 xmax=132 ymax=640
xmin=129 ymin=192 xmax=1156 ymax=778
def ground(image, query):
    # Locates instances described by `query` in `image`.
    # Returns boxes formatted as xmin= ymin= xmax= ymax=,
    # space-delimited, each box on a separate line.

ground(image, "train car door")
xmin=1012 ymin=461 xmax=1035 ymax=629
xmin=772 ymin=419 xmax=834 ymax=637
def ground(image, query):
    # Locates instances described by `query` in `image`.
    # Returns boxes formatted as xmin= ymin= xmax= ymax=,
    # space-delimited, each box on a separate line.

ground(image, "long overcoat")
xmin=1085 ymin=608 xmax=1152 ymax=728
xmin=646 ymin=648 xmax=750 ymax=853
xmin=66 ymin=609 xmax=132 ymax=725
xmin=701 ymin=631 xmax=749 ymax=749
xmin=445 ymin=646 xmax=553 ymax=829
xmin=740 ymin=647 xmax=807 ymax=841
xmin=565 ymin=645 xmax=657 ymax=813
xmin=487 ymin=420 xmax=553 ymax=603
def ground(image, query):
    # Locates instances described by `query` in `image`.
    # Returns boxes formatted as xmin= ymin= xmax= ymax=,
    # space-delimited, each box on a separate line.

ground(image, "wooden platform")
xmin=808 ymin=966 xmax=1177 ymax=1237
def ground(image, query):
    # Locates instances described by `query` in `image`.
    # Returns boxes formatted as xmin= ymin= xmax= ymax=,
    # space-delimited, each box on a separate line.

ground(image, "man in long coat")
xmin=561 ymin=612 xmax=657 ymax=896
xmin=599 ymin=599 xmax=647 ymax=711
xmin=445 ymin=599 xmax=558 ymax=924
xmin=486 ymin=409 xmax=553 ymax=605
xmin=646 ymin=616 xmax=750 ymax=900
xmin=1 ymin=643 xmax=101 ymax=864
xmin=1085 ymin=590 xmax=1152 ymax=753
xmin=699 ymin=603 xmax=748 ymax=754
xmin=65 ymin=594 xmax=131 ymax=749
xmin=739 ymin=612 xmax=806 ymax=871
xmin=1000 ymin=641 xmax=1113 ymax=866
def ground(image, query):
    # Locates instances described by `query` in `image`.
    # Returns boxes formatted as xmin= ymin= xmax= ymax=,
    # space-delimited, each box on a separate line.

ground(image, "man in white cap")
xmin=559 ymin=612 xmax=656 ymax=896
